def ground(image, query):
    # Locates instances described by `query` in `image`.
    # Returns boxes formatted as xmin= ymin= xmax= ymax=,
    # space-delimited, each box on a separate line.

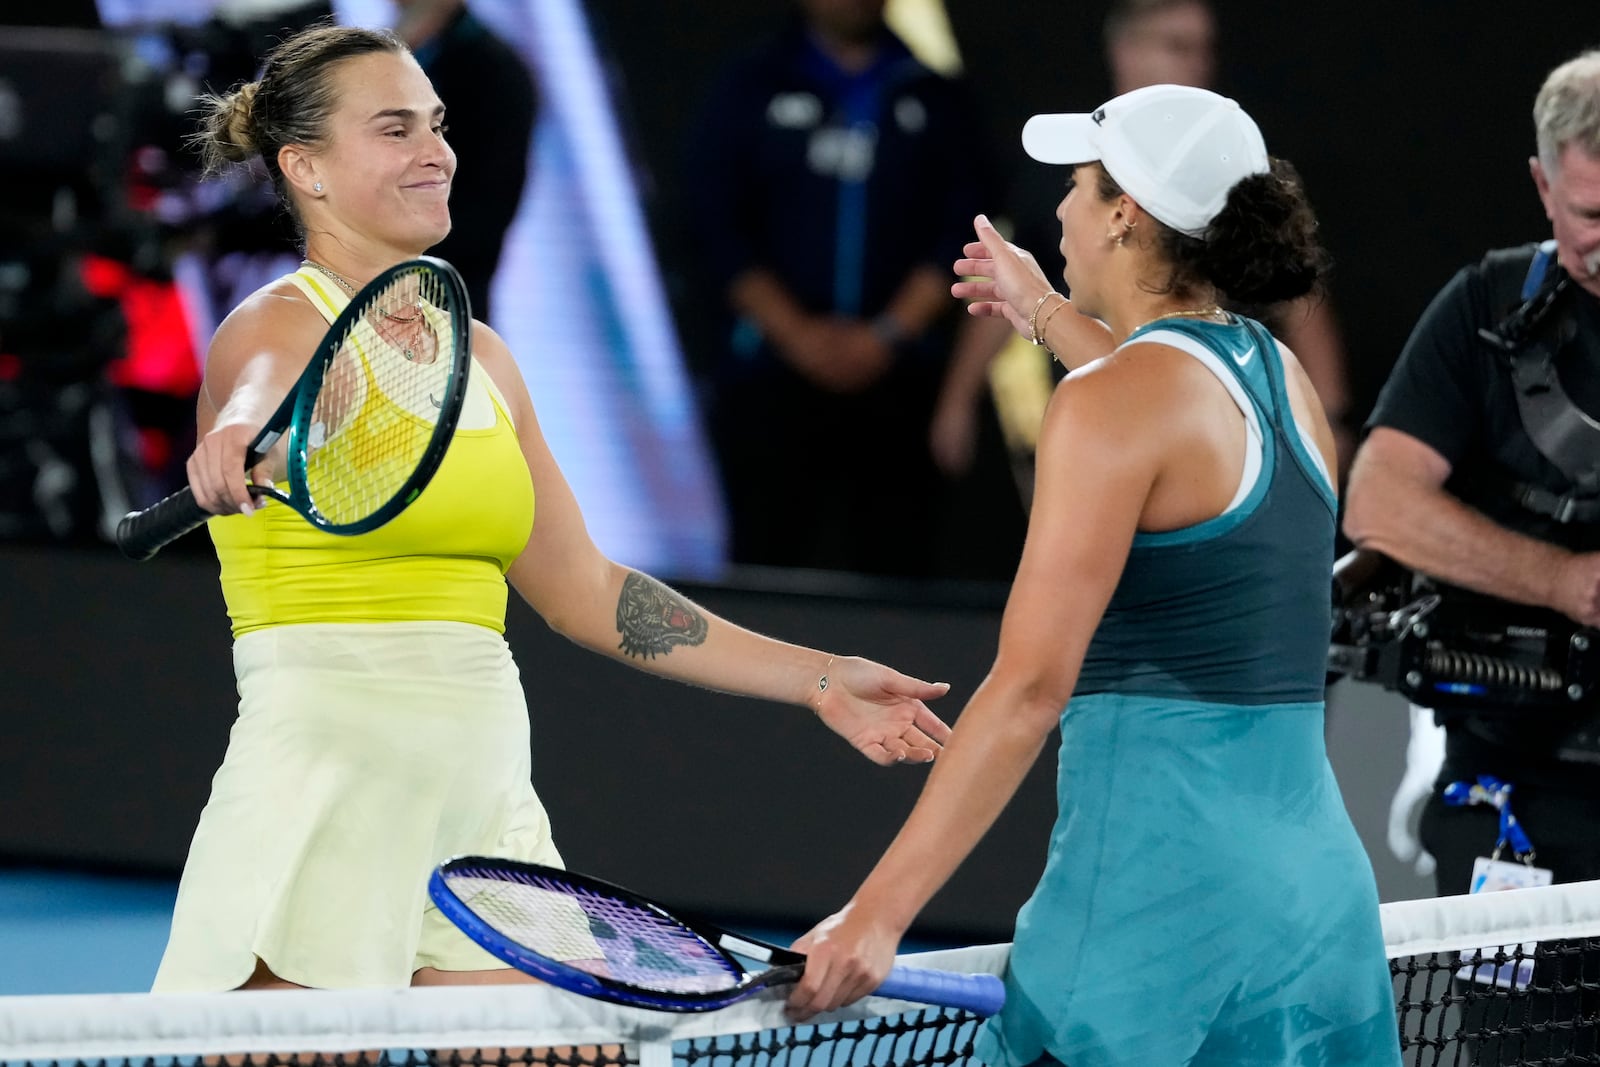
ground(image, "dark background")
xmin=0 ymin=544 xmax=1042 ymax=942
xmin=0 ymin=542 xmax=1422 ymax=944
xmin=585 ymin=0 xmax=1595 ymax=419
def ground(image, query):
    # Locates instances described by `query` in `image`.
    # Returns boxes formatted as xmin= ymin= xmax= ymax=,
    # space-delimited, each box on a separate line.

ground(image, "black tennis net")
xmin=1385 ymin=879 xmax=1600 ymax=1065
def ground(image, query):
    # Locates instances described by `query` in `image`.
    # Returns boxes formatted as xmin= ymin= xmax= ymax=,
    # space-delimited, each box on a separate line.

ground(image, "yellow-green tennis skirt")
xmin=152 ymin=621 xmax=563 ymax=991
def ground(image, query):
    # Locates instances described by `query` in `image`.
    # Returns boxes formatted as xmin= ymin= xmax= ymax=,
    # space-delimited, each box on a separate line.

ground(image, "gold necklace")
xmin=300 ymin=259 xmax=358 ymax=296
xmin=1126 ymin=305 xmax=1226 ymax=336
xmin=301 ymin=259 xmax=430 ymax=361
xmin=380 ymin=305 xmax=424 ymax=324
xmin=388 ymin=309 xmax=431 ymax=362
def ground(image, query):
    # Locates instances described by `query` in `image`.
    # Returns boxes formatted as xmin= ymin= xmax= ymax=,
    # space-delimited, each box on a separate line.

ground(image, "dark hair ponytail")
xmin=1169 ymin=157 xmax=1329 ymax=305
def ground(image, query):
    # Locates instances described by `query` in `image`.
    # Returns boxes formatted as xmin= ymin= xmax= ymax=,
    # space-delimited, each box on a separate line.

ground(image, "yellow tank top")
xmin=209 ymin=268 xmax=535 ymax=637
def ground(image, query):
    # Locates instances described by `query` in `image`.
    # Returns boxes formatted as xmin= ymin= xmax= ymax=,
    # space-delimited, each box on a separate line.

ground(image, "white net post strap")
xmin=0 ymin=944 xmax=1013 ymax=1063
xmin=1381 ymin=878 xmax=1600 ymax=959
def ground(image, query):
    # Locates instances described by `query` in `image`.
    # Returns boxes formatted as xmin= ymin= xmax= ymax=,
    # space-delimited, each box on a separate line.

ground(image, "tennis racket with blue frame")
xmin=429 ymin=856 xmax=1006 ymax=1016
xmin=116 ymin=256 xmax=472 ymax=560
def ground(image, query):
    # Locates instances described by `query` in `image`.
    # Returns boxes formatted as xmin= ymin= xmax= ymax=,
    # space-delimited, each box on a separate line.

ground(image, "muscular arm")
xmin=481 ymin=324 xmax=822 ymax=700
xmin=477 ymin=326 xmax=948 ymax=753
xmin=188 ymin=288 xmax=328 ymax=514
xmin=1343 ymin=427 xmax=1595 ymax=622
xmin=786 ymin=363 xmax=1161 ymax=1015
xmin=858 ymin=379 xmax=1150 ymax=909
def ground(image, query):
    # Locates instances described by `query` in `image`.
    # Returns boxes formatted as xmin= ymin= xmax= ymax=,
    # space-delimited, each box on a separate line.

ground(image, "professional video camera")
xmin=1328 ymin=549 xmax=1598 ymax=713
xmin=0 ymin=27 xmax=142 ymax=541
xmin=0 ymin=8 xmax=330 ymax=541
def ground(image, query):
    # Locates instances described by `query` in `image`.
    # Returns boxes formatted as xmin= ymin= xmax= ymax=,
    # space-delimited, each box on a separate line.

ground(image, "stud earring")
xmin=313 ymin=182 xmax=323 ymax=193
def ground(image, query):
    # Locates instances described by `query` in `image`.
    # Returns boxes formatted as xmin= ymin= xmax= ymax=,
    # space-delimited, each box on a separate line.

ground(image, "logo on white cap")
xmin=1022 ymin=85 xmax=1270 ymax=238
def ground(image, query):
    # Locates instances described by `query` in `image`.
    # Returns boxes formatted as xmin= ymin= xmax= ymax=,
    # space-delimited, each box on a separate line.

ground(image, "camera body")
xmin=1328 ymin=550 xmax=1599 ymax=714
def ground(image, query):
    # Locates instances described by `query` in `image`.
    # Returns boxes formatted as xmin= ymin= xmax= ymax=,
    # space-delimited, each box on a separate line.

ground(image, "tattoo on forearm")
xmin=615 ymin=572 xmax=709 ymax=659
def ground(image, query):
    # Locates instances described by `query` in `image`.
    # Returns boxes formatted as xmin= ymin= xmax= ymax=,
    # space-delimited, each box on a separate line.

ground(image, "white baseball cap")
xmin=1021 ymin=84 xmax=1270 ymax=238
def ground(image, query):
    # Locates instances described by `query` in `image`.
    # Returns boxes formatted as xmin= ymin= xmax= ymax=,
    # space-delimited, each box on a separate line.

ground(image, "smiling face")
xmin=1532 ymin=142 xmax=1600 ymax=298
xmin=287 ymin=50 xmax=456 ymax=258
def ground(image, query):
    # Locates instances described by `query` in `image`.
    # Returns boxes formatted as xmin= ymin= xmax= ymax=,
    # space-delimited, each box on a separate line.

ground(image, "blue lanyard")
xmin=1443 ymin=774 xmax=1537 ymax=863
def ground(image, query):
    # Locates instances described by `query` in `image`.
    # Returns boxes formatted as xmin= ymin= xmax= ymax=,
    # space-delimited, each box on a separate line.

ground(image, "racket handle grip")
xmin=116 ymin=488 xmax=212 ymax=561
xmin=875 ymin=966 xmax=1006 ymax=1016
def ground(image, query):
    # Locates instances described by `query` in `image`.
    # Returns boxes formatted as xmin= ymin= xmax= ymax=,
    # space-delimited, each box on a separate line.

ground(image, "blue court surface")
xmin=0 ymin=868 xmax=178 ymax=994
xmin=0 ymin=867 xmax=956 ymax=995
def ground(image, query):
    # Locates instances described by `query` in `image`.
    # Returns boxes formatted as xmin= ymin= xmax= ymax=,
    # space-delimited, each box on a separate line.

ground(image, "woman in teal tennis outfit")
xmin=785 ymin=84 xmax=1399 ymax=1066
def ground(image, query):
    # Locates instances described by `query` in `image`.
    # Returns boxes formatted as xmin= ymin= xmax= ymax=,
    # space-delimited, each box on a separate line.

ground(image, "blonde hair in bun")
xmin=193 ymin=81 xmax=261 ymax=173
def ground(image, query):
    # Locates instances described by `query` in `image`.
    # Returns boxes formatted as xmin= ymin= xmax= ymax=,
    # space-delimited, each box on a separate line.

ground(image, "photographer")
xmin=1343 ymin=50 xmax=1600 ymax=899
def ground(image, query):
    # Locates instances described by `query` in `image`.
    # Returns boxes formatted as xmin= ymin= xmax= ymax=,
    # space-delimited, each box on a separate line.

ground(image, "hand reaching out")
xmin=951 ymin=215 xmax=1057 ymax=340
xmin=812 ymin=656 xmax=952 ymax=765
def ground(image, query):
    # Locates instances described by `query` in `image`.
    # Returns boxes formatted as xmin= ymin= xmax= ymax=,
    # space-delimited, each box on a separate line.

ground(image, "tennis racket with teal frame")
xmin=117 ymin=256 xmax=472 ymax=560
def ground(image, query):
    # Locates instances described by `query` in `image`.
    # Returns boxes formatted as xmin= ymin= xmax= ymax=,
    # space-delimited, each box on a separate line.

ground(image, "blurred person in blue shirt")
xmin=683 ymin=0 xmax=993 ymax=578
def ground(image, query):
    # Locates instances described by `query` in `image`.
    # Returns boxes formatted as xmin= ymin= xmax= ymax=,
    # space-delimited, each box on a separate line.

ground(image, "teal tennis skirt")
xmin=975 ymin=693 xmax=1401 ymax=1067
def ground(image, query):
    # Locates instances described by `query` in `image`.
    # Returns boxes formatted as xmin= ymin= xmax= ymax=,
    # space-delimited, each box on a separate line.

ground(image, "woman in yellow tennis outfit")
xmin=156 ymin=25 xmax=951 ymax=992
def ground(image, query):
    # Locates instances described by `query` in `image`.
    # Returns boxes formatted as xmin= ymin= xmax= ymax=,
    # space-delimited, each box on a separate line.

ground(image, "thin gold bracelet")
xmin=1035 ymin=295 xmax=1069 ymax=354
xmin=813 ymin=655 xmax=836 ymax=713
xmin=1027 ymin=293 xmax=1055 ymax=345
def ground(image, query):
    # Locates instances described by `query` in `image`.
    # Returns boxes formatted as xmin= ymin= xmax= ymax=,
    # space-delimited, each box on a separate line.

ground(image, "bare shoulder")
xmin=468 ymin=318 xmax=512 ymax=363
xmin=200 ymin=280 xmax=328 ymax=409
xmin=1039 ymin=344 xmax=1184 ymax=456
xmin=468 ymin=320 xmax=535 ymax=417
xmin=1052 ymin=341 xmax=1198 ymax=423
xmin=207 ymin=280 xmax=328 ymax=369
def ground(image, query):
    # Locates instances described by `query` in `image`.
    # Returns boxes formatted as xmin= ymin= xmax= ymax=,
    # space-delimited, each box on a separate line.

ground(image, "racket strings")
xmin=445 ymin=872 xmax=744 ymax=993
xmin=305 ymin=267 xmax=461 ymax=525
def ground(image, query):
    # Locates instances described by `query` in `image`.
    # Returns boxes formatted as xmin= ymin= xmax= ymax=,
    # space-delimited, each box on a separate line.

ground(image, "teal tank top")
xmin=974 ymin=316 xmax=1400 ymax=1067
xmin=1075 ymin=315 xmax=1336 ymax=704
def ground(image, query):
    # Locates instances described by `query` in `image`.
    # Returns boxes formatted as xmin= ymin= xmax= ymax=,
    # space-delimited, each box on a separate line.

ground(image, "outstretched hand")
xmin=813 ymin=656 xmax=951 ymax=766
xmin=951 ymin=214 xmax=1057 ymax=340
